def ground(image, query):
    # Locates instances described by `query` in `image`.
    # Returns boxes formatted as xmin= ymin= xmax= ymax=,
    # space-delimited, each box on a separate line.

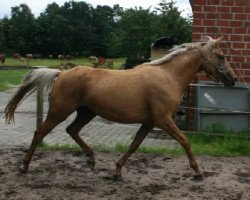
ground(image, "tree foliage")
xmin=0 ymin=0 xmax=192 ymax=58
xmin=8 ymin=4 xmax=36 ymax=54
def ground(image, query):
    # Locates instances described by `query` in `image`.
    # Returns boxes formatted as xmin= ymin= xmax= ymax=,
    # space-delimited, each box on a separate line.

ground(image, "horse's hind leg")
xmin=20 ymin=116 xmax=62 ymax=173
xmin=157 ymin=117 xmax=202 ymax=179
xmin=66 ymin=107 xmax=96 ymax=171
xmin=114 ymin=123 xmax=153 ymax=181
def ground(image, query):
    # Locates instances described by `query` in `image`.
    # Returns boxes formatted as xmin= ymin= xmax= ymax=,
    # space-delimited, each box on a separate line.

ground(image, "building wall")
xmin=188 ymin=0 xmax=250 ymax=131
xmin=192 ymin=0 xmax=250 ymax=83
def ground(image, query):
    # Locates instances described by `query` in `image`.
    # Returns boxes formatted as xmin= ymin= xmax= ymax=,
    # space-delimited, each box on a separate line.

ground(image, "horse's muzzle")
xmin=224 ymin=76 xmax=236 ymax=87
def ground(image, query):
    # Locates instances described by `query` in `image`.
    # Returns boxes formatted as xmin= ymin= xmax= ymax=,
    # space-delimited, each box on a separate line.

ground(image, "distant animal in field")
xmin=26 ymin=54 xmax=33 ymax=60
xmin=13 ymin=53 xmax=21 ymax=59
xmin=13 ymin=53 xmax=26 ymax=63
xmin=66 ymin=55 xmax=73 ymax=60
xmin=89 ymin=56 xmax=98 ymax=63
xmin=0 ymin=53 xmax=6 ymax=64
xmin=33 ymin=54 xmax=41 ymax=59
xmin=58 ymin=54 xmax=65 ymax=60
xmin=19 ymin=57 xmax=26 ymax=63
xmin=59 ymin=63 xmax=76 ymax=70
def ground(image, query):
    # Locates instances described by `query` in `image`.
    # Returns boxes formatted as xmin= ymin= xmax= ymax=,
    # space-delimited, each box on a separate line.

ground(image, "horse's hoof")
xmin=19 ymin=166 xmax=28 ymax=174
xmin=87 ymin=159 xmax=95 ymax=171
xmin=193 ymin=173 xmax=203 ymax=181
xmin=113 ymin=174 xmax=123 ymax=182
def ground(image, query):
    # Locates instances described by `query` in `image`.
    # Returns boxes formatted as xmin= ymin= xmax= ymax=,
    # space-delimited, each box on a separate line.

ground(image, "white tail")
xmin=4 ymin=68 xmax=61 ymax=123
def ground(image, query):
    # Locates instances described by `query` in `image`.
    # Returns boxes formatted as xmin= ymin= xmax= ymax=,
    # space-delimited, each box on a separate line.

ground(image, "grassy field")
xmin=0 ymin=57 xmax=125 ymax=91
xmin=38 ymin=132 xmax=250 ymax=156
xmin=0 ymin=69 xmax=28 ymax=91
xmin=0 ymin=57 xmax=125 ymax=69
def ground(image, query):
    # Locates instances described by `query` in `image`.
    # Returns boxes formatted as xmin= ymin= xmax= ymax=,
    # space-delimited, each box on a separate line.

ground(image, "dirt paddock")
xmin=0 ymin=147 xmax=249 ymax=200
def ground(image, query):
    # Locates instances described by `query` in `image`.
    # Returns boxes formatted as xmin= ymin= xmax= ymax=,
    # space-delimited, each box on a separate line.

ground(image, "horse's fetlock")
xmin=87 ymin=156 xmax=95 ymax=171
xmin=86 ymin=151 xmax=94 ymax=158
xmin=23 ymin=158 xmax=29 ymax=165
xmin=115 ymin=162 xmax=122 ymax=169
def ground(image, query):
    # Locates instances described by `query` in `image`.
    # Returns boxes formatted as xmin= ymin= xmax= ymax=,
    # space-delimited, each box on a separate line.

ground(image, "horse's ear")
xmin=215 ymin=36 xmax=223 ymax=44
xmin=212 ymin=36 xmax=223 ymax=48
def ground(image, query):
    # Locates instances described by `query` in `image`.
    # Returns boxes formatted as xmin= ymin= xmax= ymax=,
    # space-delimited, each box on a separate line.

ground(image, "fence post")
xmin=36 ymin=85 xmax=44 ymax=130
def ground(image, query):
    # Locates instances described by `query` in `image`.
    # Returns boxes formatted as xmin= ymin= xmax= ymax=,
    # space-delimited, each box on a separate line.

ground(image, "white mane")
xmin=146 ymin=42 xmax=206 ymax=65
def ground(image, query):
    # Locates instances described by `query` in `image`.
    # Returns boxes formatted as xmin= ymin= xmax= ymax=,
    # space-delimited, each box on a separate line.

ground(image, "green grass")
xmin=0 ymin=69 xmax=28 ymax=91
xmin=37 ymin=142 xmax=179 ymax=155
xmin=37 ymin=131 xmax=250 ymax=156
xmin=0 ymin=57 xmax=125 ymax=69
xmin=186 ymin=132 xmax=250 ymax=156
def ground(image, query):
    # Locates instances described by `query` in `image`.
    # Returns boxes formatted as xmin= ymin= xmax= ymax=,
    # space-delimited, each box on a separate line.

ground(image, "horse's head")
xmin=197 ymin=36 xmax=237 ymax=87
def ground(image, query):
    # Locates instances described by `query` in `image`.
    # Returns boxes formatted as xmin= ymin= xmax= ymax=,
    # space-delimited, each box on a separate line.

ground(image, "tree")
xmin=36 ymin=3 xmax=68 ymax=56
xmin=60 ymin=1 xmax=94 ymax=56
xmin=0 ymin=1 xmax=192 ymax=58
xmin=90 ymin=5 xmax=117 ymax=56
xmin=8 ymin=4 xmax=36 ymax=54
xmin=0 ymin=19 xmax=6 ymax=52
xmin=155 ymin=0 xmax=192 ymax=44
xmin=0 ymin=17 xmax=11 ymax=53
xmin=37 ymin=1 xmax=95 ymax=56
xmin=111 ymin=7 xmax=158 ymax=58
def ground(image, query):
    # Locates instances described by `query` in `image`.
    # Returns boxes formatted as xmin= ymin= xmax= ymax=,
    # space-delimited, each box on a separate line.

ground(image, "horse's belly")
xmin=99 ymin=110 xmax=149 ymax=124
xmin=99 ymin=112 xmax=149 ymax=124
xmin=87 ymin=99 xmax=150 ymax=124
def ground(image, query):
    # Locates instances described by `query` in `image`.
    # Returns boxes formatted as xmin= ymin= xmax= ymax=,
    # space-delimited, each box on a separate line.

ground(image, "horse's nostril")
xmin=234 ymin=77 xmax=237 ymax=81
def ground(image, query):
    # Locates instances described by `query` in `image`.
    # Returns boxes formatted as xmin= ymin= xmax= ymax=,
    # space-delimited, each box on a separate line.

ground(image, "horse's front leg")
xmin=114 ymin=123 xmax=153 ymax=181
xmin=157 ymin=117 xmax=202 ymax=180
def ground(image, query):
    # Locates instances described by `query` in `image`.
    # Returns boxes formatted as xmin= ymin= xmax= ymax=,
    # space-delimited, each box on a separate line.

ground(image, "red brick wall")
xmin=192 ymin=0 xmax=250 ymax=83
xmin=187 ymin=0 xmax=250 ymax=131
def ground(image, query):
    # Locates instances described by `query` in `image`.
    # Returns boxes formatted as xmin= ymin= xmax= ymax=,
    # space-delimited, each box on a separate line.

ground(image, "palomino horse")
xmin=5 ymin=36 xmax=237 ymax=180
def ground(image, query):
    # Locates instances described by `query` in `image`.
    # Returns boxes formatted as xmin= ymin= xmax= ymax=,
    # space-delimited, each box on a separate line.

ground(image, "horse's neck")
xmin=162 ymin=51 xmax=203 ymax=93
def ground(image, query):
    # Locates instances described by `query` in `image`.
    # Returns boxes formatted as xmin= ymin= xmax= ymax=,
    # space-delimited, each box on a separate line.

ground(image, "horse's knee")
xmin=66 ymin=121 xmax=81 ymax=135
xmin=66 ymin=124 xmax=74 ymax=135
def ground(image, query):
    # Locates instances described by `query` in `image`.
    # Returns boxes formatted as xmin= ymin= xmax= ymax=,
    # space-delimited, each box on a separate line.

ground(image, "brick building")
xmin=192 ymin=0 xmax=250 ymax=82
xmin=188 ymin=0 xmax=250 ymax=131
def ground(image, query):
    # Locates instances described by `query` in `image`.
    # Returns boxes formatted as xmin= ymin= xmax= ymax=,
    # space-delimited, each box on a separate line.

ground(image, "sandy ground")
xmin=0 ymin=147 xmax=249 ymax=200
